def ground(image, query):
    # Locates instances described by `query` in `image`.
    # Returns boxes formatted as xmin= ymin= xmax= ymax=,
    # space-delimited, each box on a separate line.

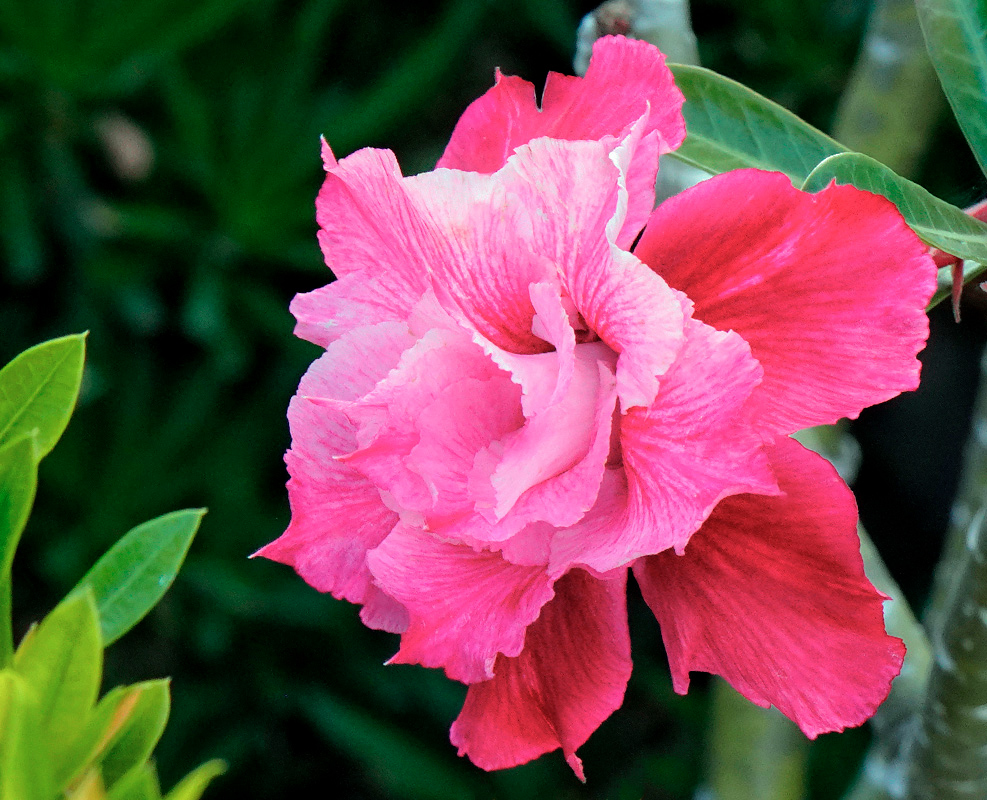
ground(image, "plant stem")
xmin=831 ymin=0 xmax=944 ymax=178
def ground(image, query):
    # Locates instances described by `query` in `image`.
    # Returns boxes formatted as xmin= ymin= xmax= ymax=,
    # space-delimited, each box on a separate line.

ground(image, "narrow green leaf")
xmin=162 ymin=760 xmax=226 ymax=800
xmin=667 ymin=64 xmax=848 ymax=183
xmin=100 ymin=680 xmax=170 ymax=789
xmin=0 ymin=433 xmax=39 ymax=666
xmin=105 ymin=763 xmax=161 ymax=800
xmin=55 ymin=682 xmax=153 ymax=792
xmin=0 ymin=671 xmax=51 ymax=800
xmin=802 ymin=152 xmax=987 ymax=308
xmin=12 ymin=590 xmax=102 ymax=770
xmin=70 ymin=509 xmax=205 ymax=646
xmin=916 ymin=0 xmax=987 ymax=177
xmin=0 ymin=334 xmax=86 ymax=458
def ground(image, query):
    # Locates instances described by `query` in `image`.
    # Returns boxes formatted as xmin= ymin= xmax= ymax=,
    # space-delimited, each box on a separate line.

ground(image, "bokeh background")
xmin=2 ymin=0 xmax=985 ymax=797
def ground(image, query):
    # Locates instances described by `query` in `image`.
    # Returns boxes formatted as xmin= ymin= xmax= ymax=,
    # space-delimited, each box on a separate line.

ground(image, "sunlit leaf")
xmin=12 ymin=590 xmax=102 ymax=769
xmin=0 ymin=670 xmax=51 ymax=800
xmin=162 ymin=760 xmax=226 ymax=800
xmin=802 ymin=151 xmax=987 ymax=307
xmin=105 ymin=762 xmax=161 ymax=800
xmin=100 ymin=680 xmax=169 ymax=789
xmin=916 ymin=0 xmax=987 ymax=176
xmin=69 ymin=509 xmax=205 ymax=645
xmin=667 ymin=64 xmax=848 ymax=182
xmin=0 ymin=433 xmax=38 ymax=577
xmin=55 ymin=683 xmax=148 ymax=792
xmin=0 ymin=333 xmax=86 ymax=458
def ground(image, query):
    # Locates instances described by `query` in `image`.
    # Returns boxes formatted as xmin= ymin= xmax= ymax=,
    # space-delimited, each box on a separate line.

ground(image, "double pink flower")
xmin=259 ymin=36 xmax=936 ymax=777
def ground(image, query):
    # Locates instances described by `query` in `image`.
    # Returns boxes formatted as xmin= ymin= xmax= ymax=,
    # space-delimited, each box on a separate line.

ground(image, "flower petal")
xmin=438 ymin=35 xmax=684 ymax=174
xmin=634 ymin=169 xmax=936 ymax=435
xmin=633 ymin=436 xmax=905 ymax=738
xmin=256 ymin=322 xmax=415 ymax=632
xmin=366 ymin=524 xmax=557 ymax=685
xmin=449 ymin=568 xmax=631 ymax=779
xmin=549 ymin=317 xmax=776 ymax=574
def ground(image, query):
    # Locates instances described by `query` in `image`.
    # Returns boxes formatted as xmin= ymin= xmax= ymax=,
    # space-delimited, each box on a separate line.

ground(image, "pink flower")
xmin=258 ymin=36 xmax=936 ymax=778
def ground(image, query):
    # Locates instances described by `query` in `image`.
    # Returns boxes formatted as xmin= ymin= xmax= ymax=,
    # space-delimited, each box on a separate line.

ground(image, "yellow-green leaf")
xmin=100 ymin=680 xmax=170 ymax=790
xmin=0 ymin=670 xmax=52 ymax=800
xmin=0 ymin=334 xmax=86 ymax=459
xmin=12 ymin=590 xmax=102 ymax=770
xmin=162 ymin=760 xmax=225 ymax=800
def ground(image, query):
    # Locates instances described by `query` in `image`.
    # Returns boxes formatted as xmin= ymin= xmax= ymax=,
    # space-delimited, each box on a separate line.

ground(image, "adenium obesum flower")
xmin=258 ymin=36 xmax=936 ymax=778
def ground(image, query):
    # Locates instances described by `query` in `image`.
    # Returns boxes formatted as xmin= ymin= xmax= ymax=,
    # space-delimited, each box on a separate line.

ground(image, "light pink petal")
xmin=450 ymin=568 xmax=631 ymax=779
xmin=438 ymin=35 xmax=684 ymax=173
xmin=634 ymin=169 xmax=936 ymax=435
xmin=302 ymin=145 xmax=467 ymax=344
xmin=256 ymin=323 xmax=415 ymax=632
xmin=366 ymin=525 xmax=556 ymax=684
xmin=500 ymin=138 xmax=686 ymax=410
xmin=341 ymin=330 xmax=514 ymax=517
xmin=634 ymin=436 xmax=905 ymax=738
xmin=478 ymin=344 xmax=615 ymax=522
xmin=549 ymin=317 xmax=777 ymax=575
xmin=406 ymin=376 xmax=524 ymax=526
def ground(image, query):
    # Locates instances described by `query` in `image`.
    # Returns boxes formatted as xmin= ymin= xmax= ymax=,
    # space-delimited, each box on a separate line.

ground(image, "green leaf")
xmin=802 ymin=152 xmax=987 ymax=307
xmin=0 ymin=333 xmax=86 ymax=459
xmin=0 ymin=671 xmax=51 ymax=800
xmin=99 ymin=680 xmax=170 ymax=789
xmin=12 ymin=590 xmax=102 ymax=770
xmin=0 ymin=433 xmax=39 ymax=577
xmin=55 ymin=682 xmax=157 ymax=793
xmin=667 ymin=64 xmax=848 ymax=183
xmin=162 ymin=760 xmax=226 ymax=800
xmin=70 ymin=509 xmax=205 ymax=646
xmin=106 ymin=762 xmax=161 ymax=800
xmin=0 ymin=434 xmax=39 ymax=665
xmin=916 ymin=0 xmax=987 ymax=177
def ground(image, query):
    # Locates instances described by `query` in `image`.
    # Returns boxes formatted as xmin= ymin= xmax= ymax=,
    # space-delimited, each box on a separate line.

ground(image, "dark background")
xmin=1 ymin=0 xmax=983 ymax=797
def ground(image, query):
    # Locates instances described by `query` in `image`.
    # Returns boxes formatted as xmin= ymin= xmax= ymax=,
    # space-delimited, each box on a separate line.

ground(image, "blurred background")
xmin=2 ymin=0 xmax=985 ymax=797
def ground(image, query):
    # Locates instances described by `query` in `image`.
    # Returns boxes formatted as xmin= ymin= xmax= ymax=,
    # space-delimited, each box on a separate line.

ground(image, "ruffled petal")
xmin=449 ymin=568 xmax=631 ymax=779
xmin=634 ymin=169 xmax=936 ymax=435
xmin=549 ymin=317 xmax=777 ymax=574
xmin=256 ymin=322 xmax=416 ymax=632
xmin=499 ymin=137 xmax=686 ymax=410
xmin=633 ymin=436 xmax=905 ymax=738
xmin=366 ymin=525 xmax=556 ymax=684
xmin=438 ymin=35 xmax=684 ymax=173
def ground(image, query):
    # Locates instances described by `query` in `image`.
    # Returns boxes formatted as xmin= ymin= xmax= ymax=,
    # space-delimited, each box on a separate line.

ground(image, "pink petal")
xmin=438 ymin=35 xmax=684 ymax=174
xmin=256 ymin=322 xmax=416 ymax=632
xmin=634 ymin=169 xmax=936 ymax=435
xmin=496 ymin=137 xmax=686 ymax=410
xmin=634 ymin=436 xmax=905 ymax=738
xmin=549 ymin=317 xmax=777 ymax=574
xmin=449 ymin=568 xmax=631 ymax=779
xmin=366 ymin=525 xmax=556 ymax=684
xmin=341 ymin=329 xmax=515 ymax=517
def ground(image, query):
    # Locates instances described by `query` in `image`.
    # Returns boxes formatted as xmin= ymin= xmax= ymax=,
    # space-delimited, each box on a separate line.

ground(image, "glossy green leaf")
xmin=12 ymin=590 xmax=102 ymax=770
xmin=0 ymin=433 xmax=39 ymax=666
xmin=70 ymin=509 xmax=205 ymax=646
xmin=55 ymin=682 xmax=152 ymax=792
xmin=162 ymin=760 xmax=226 ymax=800
xmin=106 ymin=763 xmax=161 ymax=800
xmin=0 ymin=670 xmax=51 ymax=800
xmin=0 ymin=333 xmax=86 ymax=459
xmin=667 ymin=64 xmax=848 ymax=182
xmin=916 ymin=0 xmax=987 ymax=177
xmin=100 ymin=680 xmax=170 ymax=789
xmin=802 ymin=152 xmax=987 ymax=308
xmin=0 ymin=433 xmax=38 ymax=577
